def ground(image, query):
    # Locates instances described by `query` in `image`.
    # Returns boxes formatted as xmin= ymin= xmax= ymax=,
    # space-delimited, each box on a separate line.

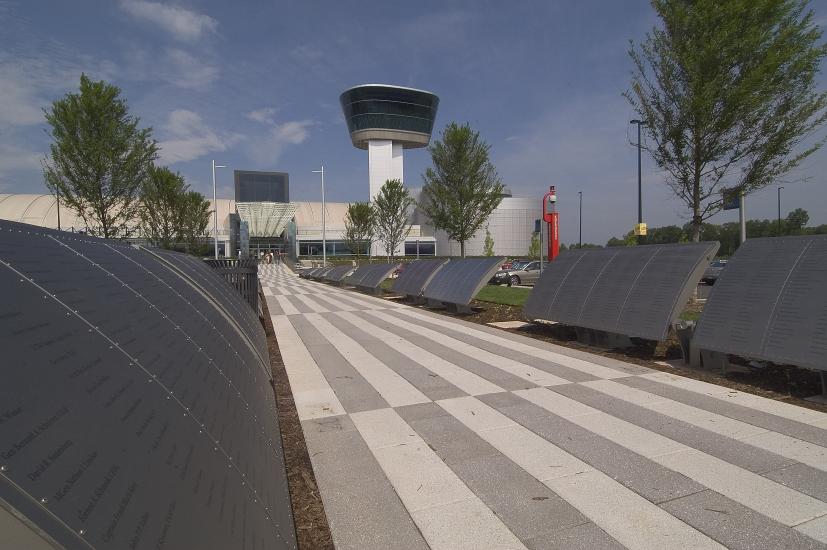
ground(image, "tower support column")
xmin=368 ymin=140 xmax=404 ymax=201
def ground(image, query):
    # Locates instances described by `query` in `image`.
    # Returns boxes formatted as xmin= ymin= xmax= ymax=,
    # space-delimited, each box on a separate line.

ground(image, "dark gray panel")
xmin=693 ymin=235 xmax=827 ymax=371
xmin=422 ymin=257 xmax=505 ymax=307
xmin=345 ymin=263 xmax=400 ymax=290
xmin=524 ymin=243 xmax=718 ymax=341
xmin=151 ymin=250 xmax=268 ymax=364
xmin=392 ymin=259 xmax=449 ymax=297
xmin=323 ymin=265 xmax=355 ymax=283
xmin=0 ymin=221 xmax=296 ymax=549
xmin=310 ymin=266 xmax=335 ymax=281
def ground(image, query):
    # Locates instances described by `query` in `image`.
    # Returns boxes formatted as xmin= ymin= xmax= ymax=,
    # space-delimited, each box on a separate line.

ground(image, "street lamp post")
xmin=211 ymin=160 xmax=226 ymax=259
xmin=630 ymin=119 xmax=647 ymax=245
xmin=312 ymin=166 xmax=326 ymax=267
xmin=578 ymin=191 xmax=583 ymax=249
xmin=777 ymin=186 xmax=784 ymax=235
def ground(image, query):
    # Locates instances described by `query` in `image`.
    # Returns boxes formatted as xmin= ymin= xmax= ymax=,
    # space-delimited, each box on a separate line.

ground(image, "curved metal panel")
xmin=693 ymin=235 xmax=827 ymax=370
xmin=323 ymin=265 xmax=355 ymax=283
xmin=392 ymin=259 xmax=449 ymax=297
xmin=345 ymin=263 xmax=400 ymax=289
xmin=0 ymin=221 xmax=296 ymax=550
xmin=422 ymin=257 xmax=505 ymax=307
xmin=524 ymin=243 xmax=718 ymax=341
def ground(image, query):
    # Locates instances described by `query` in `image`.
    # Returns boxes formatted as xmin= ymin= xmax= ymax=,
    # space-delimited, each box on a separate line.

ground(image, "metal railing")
xmin=204 ymin=258 xmax=259 ymax=312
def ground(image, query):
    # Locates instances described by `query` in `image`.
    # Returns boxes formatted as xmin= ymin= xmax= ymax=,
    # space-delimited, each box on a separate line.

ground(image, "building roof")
xmin=0 ymin=194 xmax=237 ymax=237
xmin=236 ymin=202 xmax=297 ymax=237
xmin=293 ymin=201 xmax=350 ymax=229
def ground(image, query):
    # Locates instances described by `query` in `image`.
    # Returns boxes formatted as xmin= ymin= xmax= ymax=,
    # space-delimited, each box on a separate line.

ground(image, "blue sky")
xmin=2 ymin=0 xmax=827 ymax=245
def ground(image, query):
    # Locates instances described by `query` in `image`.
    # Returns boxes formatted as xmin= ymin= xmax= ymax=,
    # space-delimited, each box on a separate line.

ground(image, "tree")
xmin=140 ymin=166 xmax=186 ymax=249
xmin=785 ymin=207 xmax=809 ymax=234
xmin=372 ymin=179 xmax=414 ymax=262
xmin=342 ymin=201 xmax=374 ymax=263
xmin=528 ymin=232 xmax=540 ymax=259
xmin=140 ymin=166 xmax=210 ymax=252
xmin=43 ymin=74 xmax=157 ymax=238
xmin=483 ymin=225 xmax=495 ymax=256
xmin=178 ymin=190 xmax=211 ymax=254
xmin=420 ymin=122 xmax=504 ymax=257
xmin=626 ymin=0 xmax=827 ymax=241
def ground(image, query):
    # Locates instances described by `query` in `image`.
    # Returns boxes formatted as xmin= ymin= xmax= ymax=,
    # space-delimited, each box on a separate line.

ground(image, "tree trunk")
xmin=460 ymin=241 xmax=465 ymax=258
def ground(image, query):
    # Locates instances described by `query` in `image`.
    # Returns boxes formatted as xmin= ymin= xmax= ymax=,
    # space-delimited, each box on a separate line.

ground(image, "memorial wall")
xmin=0 ymin=221 xmax=296 ymax=550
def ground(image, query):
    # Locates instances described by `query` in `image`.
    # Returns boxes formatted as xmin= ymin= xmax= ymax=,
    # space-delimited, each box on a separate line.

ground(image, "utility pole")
xmin=211 ymin=160 xmax=226 ymax=259
xmin=739 ymin=190 xmax=747 ymax=244
xmin=56 ymin=188 xmax=61 ymax=231
xmin=578 ymin=191 xmax=582 ymax=249
xmin=312 ymin=166 xmax=326 ymax=267
xmin=630 ymin=119 xmax=647 ymax=244
xmin=777 ymin=186 xmax=784 ymax=235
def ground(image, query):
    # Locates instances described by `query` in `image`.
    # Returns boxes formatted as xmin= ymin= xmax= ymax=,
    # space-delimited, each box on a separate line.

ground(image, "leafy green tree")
xmin=483 ymin=225 xmax=495 ymax=256
xmin=528 ymin=232 xmax=540 ymax=259
xmin=140 ymin=166 xmax=210 ymax=252
xmin=785 ymin=207 xmax=809 ymax=234
xmin=372 ymin=179 xmax=414 ymax=262
xmin=140 ymin=166 xmax=186 ymax=249
xmin=179 ymin=190 xmax=211 ymax=253
xmin=420 ymin=122 xmax=504 ymax=257
xmin=343 ymin=201 xmax=374 ymax=263
xmin=626 ymin=0 xmax=827 ymax=241
xmin=43 ymin=74 xmax=157 ymax=238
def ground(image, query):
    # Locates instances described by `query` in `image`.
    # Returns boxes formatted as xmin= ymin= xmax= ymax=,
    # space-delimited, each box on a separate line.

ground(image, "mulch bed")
xmin=260 ymin=296 xmax=334 ymax=550
xmin=382 ymin=291 xmax=827 ymax=415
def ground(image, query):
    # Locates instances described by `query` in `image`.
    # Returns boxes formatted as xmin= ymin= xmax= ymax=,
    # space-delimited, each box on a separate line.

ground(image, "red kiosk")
xmin=543 ymin=186 xmax=560 ymax=261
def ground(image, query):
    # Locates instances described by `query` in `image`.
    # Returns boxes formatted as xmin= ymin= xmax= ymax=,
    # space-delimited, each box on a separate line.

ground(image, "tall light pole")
xmin=777 ymin=186 xmax=784 ymax=235
xmin=630 ymin=119 xmax=647 ymax=245
xmin=312 ymin=166 xmax=326 ymax=267
xmin=578 ymin=191 xmax=583 ymax=249
xmin=212 ymin=160 xmax=226 ymax=259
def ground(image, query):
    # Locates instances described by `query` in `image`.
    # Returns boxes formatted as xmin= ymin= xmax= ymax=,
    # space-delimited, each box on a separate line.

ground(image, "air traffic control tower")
xmin=340 ymin=84 xmax=439 ymax=200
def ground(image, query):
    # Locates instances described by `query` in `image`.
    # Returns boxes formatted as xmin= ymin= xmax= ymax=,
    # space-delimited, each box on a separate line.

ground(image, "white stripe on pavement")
xmin=333 ymin=310 xmax=505 ymax=396
xmin=639 ymin=372 xmax=827 ymax=426
xmin=517 ymin=387 xmax=827 ymax=529
xmin=291 ymin=293 xmax=330 ymax=313
xmin=436 ymin=396 xmax=723 ymax=550
xmin=271 ymin=315 xmax=345 ymax=420
xmin=351 ymin=408 xmax=527 ymax=550
xmin=304 ymin=313 xmax=430 ymax=408
xmin=392 ymin=307 xmax=630 ymax=380
xmin=365 ymin=309 xmax=569 ymax=387
xmin=274 ymin=295 xmax=301 ymax=316
xmin=583 ymin=379 xmax=827 ymax=472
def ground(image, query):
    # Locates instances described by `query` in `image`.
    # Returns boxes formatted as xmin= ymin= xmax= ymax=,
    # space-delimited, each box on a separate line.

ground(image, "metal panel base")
xmin=356 ymin=284 xmax=384 ymax=296
xmin=575 ymin=327 xmax=634 ymax=349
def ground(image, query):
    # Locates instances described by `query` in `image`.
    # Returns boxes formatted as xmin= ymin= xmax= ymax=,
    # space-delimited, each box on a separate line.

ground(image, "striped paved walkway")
xmin=260 ymin=264 xmax=827 ymax=550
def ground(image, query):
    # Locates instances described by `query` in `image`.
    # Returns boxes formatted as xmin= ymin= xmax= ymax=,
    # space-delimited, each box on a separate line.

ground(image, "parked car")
xmin=701 ymin=259 xmax=728 ymax=285
xmin=490 ymin=260 xmax=531 ymax=284
xmin=491 ymin=261 xmax=546 ymax=286
xmin=501 ymin=258 xmax=529 ymax=270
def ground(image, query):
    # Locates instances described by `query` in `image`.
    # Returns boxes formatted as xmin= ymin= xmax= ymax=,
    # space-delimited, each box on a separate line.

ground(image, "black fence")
xmin=204 ymin=258 xmax=260 ymax=312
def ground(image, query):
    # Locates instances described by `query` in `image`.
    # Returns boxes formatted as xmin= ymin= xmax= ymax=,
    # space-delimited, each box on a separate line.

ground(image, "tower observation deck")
xmin=340 ymin=84 xmax=439 ymax=201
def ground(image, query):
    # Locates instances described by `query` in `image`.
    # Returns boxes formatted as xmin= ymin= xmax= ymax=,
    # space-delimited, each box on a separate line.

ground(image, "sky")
xmin=2 ymin=0 xmax=827 ymax=245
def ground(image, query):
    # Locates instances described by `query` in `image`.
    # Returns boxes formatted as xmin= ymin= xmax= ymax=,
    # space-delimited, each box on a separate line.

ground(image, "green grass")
xmin=474 ymin=285 xmax=531 ymax=307
xmin=679 ymin=310 xmax=701 ymax=322
xmin=380 ymin=278 xmax=394 ymax=290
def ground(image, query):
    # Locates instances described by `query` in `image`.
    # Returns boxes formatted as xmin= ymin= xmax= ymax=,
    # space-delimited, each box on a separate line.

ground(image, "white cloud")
xmin=245 ymin=107 xmax=278 ymax=124
xmin=247 ymin=120 xmax=313 ymax=164
xmin=0 ymin=52 xmax=117 ymax=127
xmin=120 ymin=1 xmax=217 ymax=42
xmin=161 ymin=48 xmax=219 ymax=88
xmin=157 ymin=109 xmax=242 ymax=164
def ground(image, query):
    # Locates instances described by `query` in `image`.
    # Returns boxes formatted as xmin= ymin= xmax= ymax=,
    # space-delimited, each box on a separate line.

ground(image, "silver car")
xmin=492 ymin=261 xmax=546 ymax=286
